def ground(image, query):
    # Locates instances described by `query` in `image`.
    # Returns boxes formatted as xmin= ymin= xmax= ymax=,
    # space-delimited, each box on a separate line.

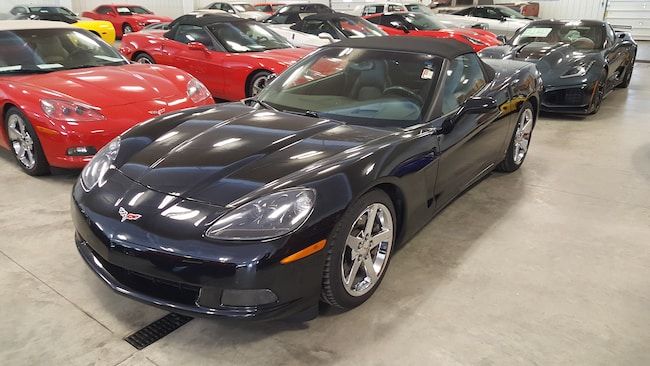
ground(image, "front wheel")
xmin=134 ymin=53 xmax=155 ymax=64
xmin=4 ymin=107 xmax=50 ymax=175
xmin=122 ymin=24 xmax=133 ymax=35
xmin=321 ymin=190 xmax=396 ymax=309
xmin=589 ymin=70 xmax=607 ymax=115
xmin=496 ymin=101 xmax=535 ymax=173
xmin=246 ymin=71 xmax=271 ymax=98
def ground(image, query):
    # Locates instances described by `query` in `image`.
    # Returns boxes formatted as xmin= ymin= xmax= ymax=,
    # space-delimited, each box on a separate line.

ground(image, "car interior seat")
xmin=349 ymin=60 xmax=388 ymax=101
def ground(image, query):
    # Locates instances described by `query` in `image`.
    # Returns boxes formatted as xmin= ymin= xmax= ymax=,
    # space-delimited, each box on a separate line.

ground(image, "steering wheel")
xmin=382 ymin=86 xmax=423 ymax=105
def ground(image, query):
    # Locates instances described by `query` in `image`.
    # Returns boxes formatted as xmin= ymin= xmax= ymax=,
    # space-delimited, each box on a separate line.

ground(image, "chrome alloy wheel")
xmin=513 ymin=107 xmax=533 ymax=165
xmin=7 ymin=114 xmax=36 ymax=169
xmin=251 ymin=75 xmax=268 ymax=97
xmin=341 ymin=203 xmax=394 ymax=297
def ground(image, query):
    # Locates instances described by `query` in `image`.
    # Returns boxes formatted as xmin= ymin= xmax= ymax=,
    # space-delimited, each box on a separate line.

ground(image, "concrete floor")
xmin=2 ymin=61 xmax=650 ymax=366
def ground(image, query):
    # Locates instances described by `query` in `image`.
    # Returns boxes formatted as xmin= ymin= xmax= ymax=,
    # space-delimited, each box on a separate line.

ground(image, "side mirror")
xmin=400 ymin=24 xmax=410 ymax=34
xmin=463 ymin=96 xmax=498 ymax=114
xmin=188 ymin=41 xmax=208 ymax=52
xmin=318 ymin=32 xmax=335 ymax=42
xmin=497 ymin=35 xmax=508 ymax=44
xmin=499 ymin=16 xmax=507 ymax=22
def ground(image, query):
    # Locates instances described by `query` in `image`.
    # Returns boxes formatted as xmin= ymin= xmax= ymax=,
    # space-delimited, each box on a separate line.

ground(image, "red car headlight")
xmin=40 ymin=99 xmax=105 ymax=122
xmin=187 ymin=78 xmax=212 ymax=103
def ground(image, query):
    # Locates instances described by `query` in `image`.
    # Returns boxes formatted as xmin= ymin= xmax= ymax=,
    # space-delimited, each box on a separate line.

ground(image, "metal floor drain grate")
xmin=124 ymin=313 xmax=193 ymax=350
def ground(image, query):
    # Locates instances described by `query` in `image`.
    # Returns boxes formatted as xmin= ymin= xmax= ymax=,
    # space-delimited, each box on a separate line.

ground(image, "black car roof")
xmin=324 ymin=36 xmax=473 ymax=59
xmin=172 ymin=13 xmax=244 ymax=27
xmin=302 ymin=12 xmax=359 ymax=21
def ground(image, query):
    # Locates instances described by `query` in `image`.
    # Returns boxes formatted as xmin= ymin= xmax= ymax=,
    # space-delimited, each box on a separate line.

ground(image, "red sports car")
xmin=119 ymin=14 xmax=311 ymax=101
xmin=364 ymin=12 xmax=500 ymax=51
xmin=0 ymin=21 xmax=213 ymax=175
xmin=81 ymin=4 xmax=172 ymax=38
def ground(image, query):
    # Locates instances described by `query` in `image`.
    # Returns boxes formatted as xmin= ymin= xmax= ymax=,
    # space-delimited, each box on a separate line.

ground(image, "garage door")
xmin=605 ymin=0 xmax=650 ymax=40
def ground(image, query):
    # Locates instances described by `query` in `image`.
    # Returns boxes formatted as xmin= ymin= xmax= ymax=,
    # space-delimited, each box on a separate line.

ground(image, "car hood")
xmin=250 ymin=47 xmax=312 ymax=66
xmin=118 ymin=104 xmax=395 ymax=206
xmin=240 ymin=11 xmax=270 ymax=20
xmin=11 ymin=64 xmax=190 ymax=107
xmin=479 ymin=42 xmax=599 ymax=73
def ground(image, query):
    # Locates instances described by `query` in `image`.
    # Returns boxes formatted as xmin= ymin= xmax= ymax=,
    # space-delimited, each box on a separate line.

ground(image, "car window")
xmin=363 ymin=5 xmax=383 ymax=16
xmin=388 ymin=5 xmax=405 ymax=12
xmin=474 ymin=7 xmax=501 ymax=20
xmin=258 ymin=47 xmax=443 ymax=127
xmin=453 ymin=7 xmax=473 ymax=16
xmin=208 ymin=21 xmax=292 ymax=52
xmin=174 ymin=25 xmax=214 ymax=49
xmin=97 ymin=6 xmax=113 ymax=14
xmin=441 ymin=54 xmax=487 ymax=115
xmin=366 ymin=15 xmax=381 ymax=25
xmin=382 ymin=15 xmax=415 ymax=30
xmin=255 ymin=5 xmax=272 ymax=12
xmin=300 ymin=20 xmax=336 ymax=37
xmin=511 ymin=23 xmax=604 ymax=50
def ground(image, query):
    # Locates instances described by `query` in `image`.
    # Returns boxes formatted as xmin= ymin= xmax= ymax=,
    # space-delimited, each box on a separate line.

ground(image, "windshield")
xmin=208 ymin=21 xmax=292 ymax=52
xmin=29 ymin=7 xmax=76 ymax=16
xmin=117 ymin=6 xmax=152 ymax=15
xmin=497 ymin=6 xmax=526 ymax=19
xmin=234 ymin=4 xmax=256 ymax=12
xmin=405 ymin=4 xmax=433 ymax=14
xmin=0 ymin=29 xmax=127 ymax=75
xmin=257 ymin=47 xmax=442 ymax=127
xmin=335 ymin=17 xmax=386 ymax=37
xmin=510 ymin=23 xmax=605 ymax=50
xmin=403 ymin=13 xmax=445 ymax=30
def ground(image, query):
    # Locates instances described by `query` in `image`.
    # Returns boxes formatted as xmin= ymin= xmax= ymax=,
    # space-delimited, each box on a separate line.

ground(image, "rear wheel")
xmin=496 ymin=101 xmax=535 ymax=173
xmin=4 ymin=107 xmax=49 ymax=176
xmin=246 ymin=71 xmax=271 ymax=98
xmin=321 ymin=190 xmax=396 ymax=309
xmin=134 ymin=53 xmax=155 ymax=64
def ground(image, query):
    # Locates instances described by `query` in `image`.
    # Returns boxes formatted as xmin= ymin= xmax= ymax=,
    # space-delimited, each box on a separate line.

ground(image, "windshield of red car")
xmin=208 ymin=21 xmax=292 ymax=52
xmin=0 ymin=29 xmax=127 ymax=75
xmin=117 ymin=6 xmax=152 ymax=15
xmin=510 ymin=23 xmax=605 ymax=50
xmin=335 ymin=17 xmax=386 ymax=37
xmin=257 ymin=47 xmax=442 ymax=127
xmin=402 ymin=13 xmax=445 ymax=31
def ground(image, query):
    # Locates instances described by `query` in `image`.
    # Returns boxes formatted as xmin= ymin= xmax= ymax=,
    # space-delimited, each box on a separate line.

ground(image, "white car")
xmin=203 ymin=2 xmax=270 ymax=21
xmin=435 ymin=5 xmax=531 ymax=36
xmin=269 ymin=12 xmax=386 ymax=48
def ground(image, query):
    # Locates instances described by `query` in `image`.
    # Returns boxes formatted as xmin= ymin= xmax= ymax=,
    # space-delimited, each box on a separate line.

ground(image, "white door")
xmin=605 ymin=0 xmax=650 ymax=40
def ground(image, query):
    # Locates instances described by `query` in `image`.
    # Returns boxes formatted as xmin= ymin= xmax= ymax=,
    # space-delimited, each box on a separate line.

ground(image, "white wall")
xmin=1 ymin=0 xmax=73 ymax=13
xmin=496 ymin=0 xmax=607 ymax=20
xmin=68 ymin=0 xmax=186 ymax=17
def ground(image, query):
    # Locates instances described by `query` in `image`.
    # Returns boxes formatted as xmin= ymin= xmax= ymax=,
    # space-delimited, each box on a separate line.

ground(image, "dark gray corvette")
xmin=480 ymin=20 xmax=637 ymax=115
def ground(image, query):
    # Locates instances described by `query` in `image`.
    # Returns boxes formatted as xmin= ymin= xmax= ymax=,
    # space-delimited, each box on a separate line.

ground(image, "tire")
xmin=133 ymin=53 xmax=155 ymax=64
xmin=246 ymin=70 xmax=271 ymax=98
xmin=617 ymin=55 xmax=635 ymax=89
xmin=122 ymin=24 xmax=133 ymax=35
xmin=321 ymin=189 xmax=396 ymax=309
xmin=496 ymin=101 xmax=535 ymax=173
xmin=589 ymin=70 xmax=607 ymax=115
xmin=4 ymin=107 xmax=50 ymax=176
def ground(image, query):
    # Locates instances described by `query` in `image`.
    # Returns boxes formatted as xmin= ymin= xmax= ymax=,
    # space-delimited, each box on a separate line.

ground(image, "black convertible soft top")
xmin=302 ymin=12 xmax=360 ymax=22
xmin=324 ymin=36 xmax=474 ymax=59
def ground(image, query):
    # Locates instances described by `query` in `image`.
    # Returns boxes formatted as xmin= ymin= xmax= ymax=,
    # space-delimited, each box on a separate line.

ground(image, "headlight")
xmin=205 ymin=188 xmax=316 ymax=240
xmin=80 ymin=136 xmax=120 ymax=192
xmin=561 ymin=61 xmax=596 ymax=78
xmin=187 ymin=77 xmax=212 ymax=103
xmin=41 ymin=99 xmax=105 ymax=122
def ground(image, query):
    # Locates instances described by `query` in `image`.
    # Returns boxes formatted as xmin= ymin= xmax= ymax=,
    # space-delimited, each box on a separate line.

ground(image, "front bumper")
xmin=540 ymin=82 xmax=598 ymax=115
xmin=71 ymin=179 xmax=326 ymax=320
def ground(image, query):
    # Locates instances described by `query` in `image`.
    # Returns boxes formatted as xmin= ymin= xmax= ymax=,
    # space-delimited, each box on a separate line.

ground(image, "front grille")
xmin=89 ymin=245 xmax=201 ymax=306
xmin=545 ymin=88 xmax=586 ymax=106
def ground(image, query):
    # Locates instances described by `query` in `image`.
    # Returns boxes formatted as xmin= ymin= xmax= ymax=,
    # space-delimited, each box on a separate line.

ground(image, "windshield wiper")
xmin=282 ymin=109 xmax=320 ymax=118
xmin=0 ymin=68 xmax=56 ymax=74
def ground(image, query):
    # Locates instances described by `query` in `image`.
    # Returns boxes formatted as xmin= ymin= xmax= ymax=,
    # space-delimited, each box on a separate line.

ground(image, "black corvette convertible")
xmin=480 ymin=20 xmax=637 ymax=115
xmin=72 ymin=37 xmax=541 ymax=320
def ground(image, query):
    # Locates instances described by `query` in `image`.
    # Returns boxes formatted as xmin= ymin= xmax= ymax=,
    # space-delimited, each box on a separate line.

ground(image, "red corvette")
xmin=81 ymin=4 xmax=172 ymax=38
xmin=364 ymin=12 xmax=500 ymax=51
xmin=0 ymin=21 xmax=213 ymax=175
xmin=120 ymin=14 xmax=311 ymax=101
